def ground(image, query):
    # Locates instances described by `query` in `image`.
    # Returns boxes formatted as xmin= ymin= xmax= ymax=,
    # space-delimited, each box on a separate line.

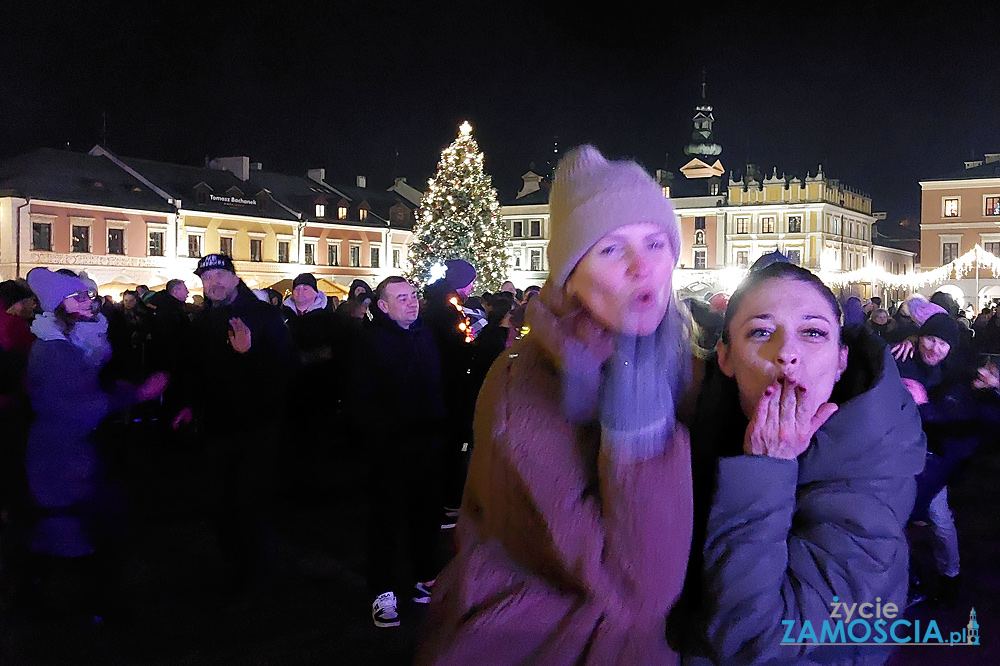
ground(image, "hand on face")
xmin=973 ymin=362 xmax=1000 ymax=391
xmin=228 ymin=317 xmax=252 ymax=353
xmin=744 ymin=380 xmax=839 ymax=459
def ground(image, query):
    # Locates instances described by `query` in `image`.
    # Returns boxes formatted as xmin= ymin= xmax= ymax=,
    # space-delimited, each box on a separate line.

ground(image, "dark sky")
xmin=2 ymin=1 xmax=998 ymax=230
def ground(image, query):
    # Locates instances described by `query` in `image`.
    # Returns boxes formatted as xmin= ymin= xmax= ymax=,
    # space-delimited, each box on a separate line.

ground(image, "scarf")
xmin=31 ymin=311 xmax=112 ymax=368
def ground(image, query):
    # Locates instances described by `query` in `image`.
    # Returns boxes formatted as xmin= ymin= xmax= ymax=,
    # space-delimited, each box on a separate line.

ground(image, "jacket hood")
xmin=282 ymin=290 xmax=328 ymax=315
xmin=802 ymin=345 xmax=926 ymax=485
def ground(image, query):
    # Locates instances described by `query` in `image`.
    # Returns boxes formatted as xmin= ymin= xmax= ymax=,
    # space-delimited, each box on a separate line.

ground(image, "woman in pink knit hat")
xmin=416 ymin=146 xmax=694 ymax=665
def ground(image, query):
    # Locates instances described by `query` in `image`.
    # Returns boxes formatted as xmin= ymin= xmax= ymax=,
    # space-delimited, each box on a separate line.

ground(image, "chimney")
xmin=985 ymin=153 xmax=1000 ymax=164
xmin=208 ymin=156 xmax=250 ymax=181
xmin=356 ymin=175 xmax=367 ymax=188
xmin=307 ymin=168 xmax=326 ymax=183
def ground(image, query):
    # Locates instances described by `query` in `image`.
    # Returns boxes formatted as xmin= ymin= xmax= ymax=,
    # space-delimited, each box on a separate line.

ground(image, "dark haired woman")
xmin=674 ymin=261 xmax=925 ymax=666
xmin=21 ymin=268 xmax=166 ymax=614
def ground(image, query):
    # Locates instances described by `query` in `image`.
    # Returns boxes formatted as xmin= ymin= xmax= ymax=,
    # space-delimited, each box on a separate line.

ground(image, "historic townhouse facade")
xmin=0 ymin=147 xmax=416 ymax=294
xmin=499 ymin=170 xmax=550 ymax=289
xmin=919 ymin=154 xmax=1000 ymax=308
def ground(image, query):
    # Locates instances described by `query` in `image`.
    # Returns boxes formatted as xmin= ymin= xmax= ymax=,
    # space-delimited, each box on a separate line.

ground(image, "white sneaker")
xmin=372 ymin=591 xmax=400 ymax=627
xmin=412 ymin=580 xmax=434 ymax=604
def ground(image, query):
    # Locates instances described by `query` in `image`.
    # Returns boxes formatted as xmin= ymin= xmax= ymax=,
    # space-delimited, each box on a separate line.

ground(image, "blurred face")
xmin=61 ymin=289 xmax=99 ymax=320
xmin=872 ymin=310 xmax=889 ymax=326
xmin=378 ymin=281 xmax=419 ymax=329
xmin=565 ymin=222 xmax=675 ymax=336
xmin=169 ymin=283 xmax=189 ymax=302
xmin=918 ymin=335 xmax=951 ymax=366
xmin=717 ymin=278 xmax=848 ymax=418
xmin=122 ymin=293 xmax=137 ymax=309
xmin=200 ymin=269 xmax=240 ymax=305
xmin=292 ymin=284 xmax=317 ymax=310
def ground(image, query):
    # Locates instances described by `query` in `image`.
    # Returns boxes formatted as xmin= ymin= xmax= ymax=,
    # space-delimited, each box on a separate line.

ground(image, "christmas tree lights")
xmin=406 ymin=121 xmax=509 ymax=292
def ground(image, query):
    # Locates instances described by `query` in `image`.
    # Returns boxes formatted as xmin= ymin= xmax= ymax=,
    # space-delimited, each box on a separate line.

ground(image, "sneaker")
xmin=372 ymin=591 xmax=400 ymax=627
xmin=412 ymin=581 xmax=434 ymax=604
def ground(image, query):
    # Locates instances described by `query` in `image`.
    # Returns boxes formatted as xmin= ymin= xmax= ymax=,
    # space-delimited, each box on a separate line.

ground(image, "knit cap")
xmin=292 ymin=273 xmax=318 ymax=291
xmin=26 ymin=268 xmax=88 ymax=312
xmin=906 ymin=296 xmax=948 ymax=326
xmin=919 ymin=312 xmax=960 ymax=349
xmin=546 ymin=145 xmax=679 ymax=288
xmin=445 ymin=259 xmax=476 ymax=290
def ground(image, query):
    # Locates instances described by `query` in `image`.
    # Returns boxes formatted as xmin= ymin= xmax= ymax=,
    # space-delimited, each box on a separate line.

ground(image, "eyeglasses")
xmin=66 ymin=290 xmax=98 ymax=303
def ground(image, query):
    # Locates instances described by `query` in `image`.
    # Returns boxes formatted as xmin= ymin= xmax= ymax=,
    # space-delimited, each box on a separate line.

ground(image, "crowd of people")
xmin=0 ymin=145 xmax=999 ymax=665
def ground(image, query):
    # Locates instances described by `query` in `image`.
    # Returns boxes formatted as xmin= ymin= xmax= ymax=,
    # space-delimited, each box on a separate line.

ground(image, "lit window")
xmin=250 ymin=239 xmax=263 ymax=262
xmin=694 ymin=250 xmax=706 ymax=269
xmin=148 ymin=231 xmax=164 ymax=257
xmin=359 ymin=209 xmax=368 ymax=221
xmin=530 ymin=249 xmax=542 ymax=271
xmin=736 ymin=250 xmax=749 ymax=267
xmin=393 ymin=248 xmax=401 ymax=268
xmin=72 ymin=225 xmax=90 ymax=253
xmin=662 ymin=186 xmax=671 ymax=198
xmin=944 ymin=198 xmax=959 ymax=217
xmin=188 ymin=234 xmax=202 ymax=258
xmin=32 ymin=222 xmax=52 ymax=251
xmin=942 ymin=242 xmax=959 ymax=264
xmin=315 ymin=204 xmax=326 ymax=218
xmin=986 ymin=197 xmax=1000 ymax=216
xmin=304 ymin=243 xmax=316 ymax=265
xmin=735 ymin=217 xmax=750 ymax=234
xmin=761 ymin=216 xmax=775 ymax=233
xmin=338 ymin=206 xmax=348 ymax=220
xmin=278 ymin=241 xmax=289 ymax=263
xmin=107 ymin=228 xmax=125 ymax=255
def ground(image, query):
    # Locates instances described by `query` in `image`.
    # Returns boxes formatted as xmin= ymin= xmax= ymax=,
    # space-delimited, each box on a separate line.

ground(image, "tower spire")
xmin=701 ymin=67 xmax=707 ymax=100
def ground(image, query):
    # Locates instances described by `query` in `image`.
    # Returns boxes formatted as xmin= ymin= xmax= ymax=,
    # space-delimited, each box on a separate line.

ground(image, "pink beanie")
xmin=546 ymin=145 xmax=679 ymax=288
xmin=905 ymin=296 xmax=948 ymax=326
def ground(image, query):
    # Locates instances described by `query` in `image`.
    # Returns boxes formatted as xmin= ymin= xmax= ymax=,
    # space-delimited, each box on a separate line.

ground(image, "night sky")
xmin=3 ymin=1 xmax=998 ymax=230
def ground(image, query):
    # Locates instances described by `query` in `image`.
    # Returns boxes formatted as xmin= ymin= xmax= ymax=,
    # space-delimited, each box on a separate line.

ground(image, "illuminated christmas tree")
xmin=407 ymin=121 xmax=508 ymax=291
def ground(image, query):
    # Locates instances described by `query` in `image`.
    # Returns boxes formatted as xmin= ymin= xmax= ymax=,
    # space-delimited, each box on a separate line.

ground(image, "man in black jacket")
xmin=175 ymin=254 xmax=294 ymax=591
xmin=359 ymin=276 xmax=445 ymax=628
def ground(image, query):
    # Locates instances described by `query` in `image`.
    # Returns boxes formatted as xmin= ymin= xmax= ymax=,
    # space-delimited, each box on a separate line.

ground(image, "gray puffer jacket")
xmin=689 ymin=346 xmax=926 ymax=666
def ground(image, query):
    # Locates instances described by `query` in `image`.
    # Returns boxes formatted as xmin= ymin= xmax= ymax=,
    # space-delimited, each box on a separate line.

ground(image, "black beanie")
xmin=292 ymin=273 xmax=318 ymax=291
xmin=918 ymin=312 xmax=959 ymax=349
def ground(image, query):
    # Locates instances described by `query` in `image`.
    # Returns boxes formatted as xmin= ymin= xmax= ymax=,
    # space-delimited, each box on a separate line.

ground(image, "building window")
xmin=72 ymin=225 xmax=90 ymax=253
xmin=694 ymin=216 xmax=706 ymax=230
xmin=393 ymin=248 xmax=401 ymax=268
xmin=188 ymin=233 xmax=202 ymax=258
xmin=942 ymin=242 xmax=959 ymax=264
xmin=277 ymin=241 xmax=289 ymax=263
xmin=529 ymin=248 xmax=542 ymax=272
xmin=985 ymin=242 xmax=1000 ymax=256
xmin=986 ymin=196 xmax=1000 ymax=217
xmin=512 ymin=220 xmax=524 ymax=238
xmin=338 ymin=206 xmax=348 ymax=220
xmin=350 ymin=245 xmax=360 ymax=267
xmin=32 ymin=222 xmax=52 ymax=251
xmin=529 ymin=220 xmax=541 ymax=237
xmin=736 ymin=250 xmax=749 ymax=267
xmin=694 ymin=250 xmax=706 ymax=270
xmin=304 ymin=243 xmax=316 ymax=265
xmin=148 ymin=230 xmax=164 ymax=257
xmin=735 ymin=217 xmax=750 ymax=234
xmin=250 ymin=239 xmax=263 ymax=262
xmin=370 ymin=246 xmax=380 ymax=268
xmin=662 ymin=186 xmax=671 ymax=198
xmin=694 ymin=230 xmax=705 ymax=246
xmin=107 ymin=228 xmax=125 ymax=255
xmin=315 ymin=203 xmax=326 ymax=218
xmin=220 ymin=236 xmax=234 ymax=257
xmin=761 ymin=216 xmax=775 ymax=233
xmin=359 ymin=209 xmax=368 ymax=221
xmin=512 ymin=249 xmax=521 ymax=270
xmin=787 ymin=249 xmax=801 ymax=265
xmin=787 ymin=215 xmax=802 ymax=233
xmin=328 ymin=244 xmax=339 ymax=266
xmin=943 ymin=198 xmax=960 ymax=217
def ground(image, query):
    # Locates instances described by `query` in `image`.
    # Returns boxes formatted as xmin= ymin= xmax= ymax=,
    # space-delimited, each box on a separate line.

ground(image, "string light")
xmin=449 ymin=296 xmax=475 ymax=343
